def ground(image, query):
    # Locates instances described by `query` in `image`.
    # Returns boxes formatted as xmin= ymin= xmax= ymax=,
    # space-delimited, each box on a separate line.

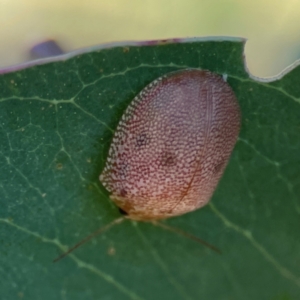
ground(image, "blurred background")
xmin=0 ymin=0 xmax=300 ymax=78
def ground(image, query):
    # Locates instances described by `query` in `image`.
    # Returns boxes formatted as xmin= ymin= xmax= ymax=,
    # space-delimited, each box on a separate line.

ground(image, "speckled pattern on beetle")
xmin=100 ymin=69 xmax=240 ymax=221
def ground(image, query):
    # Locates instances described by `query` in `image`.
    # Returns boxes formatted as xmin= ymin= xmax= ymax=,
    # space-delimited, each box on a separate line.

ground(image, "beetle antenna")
xmin=53 ymin=216 xmax=126 ymax=263
xmin=153 ymin=221 xmax=221 ymax=254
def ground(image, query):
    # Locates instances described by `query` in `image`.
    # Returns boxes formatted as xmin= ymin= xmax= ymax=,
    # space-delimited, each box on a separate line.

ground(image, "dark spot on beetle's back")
xmin=135 ymin=133 xmax=151 ymax=149
xmin=161 ymin=151 xmax=177 ymax=167
xmin=213 ymin=160 xmax=226 ymax=174
xmin=120 ymin=189 xmax=127 ymax=197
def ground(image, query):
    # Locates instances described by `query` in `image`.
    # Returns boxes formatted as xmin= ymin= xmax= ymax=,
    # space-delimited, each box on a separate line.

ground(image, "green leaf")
xmin=0 ymin=37 xmax=299 ymax=300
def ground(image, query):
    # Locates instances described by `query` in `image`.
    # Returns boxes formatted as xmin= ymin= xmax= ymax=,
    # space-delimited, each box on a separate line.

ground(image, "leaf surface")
xmin=0 ymin=38 xmax=299 ymax=300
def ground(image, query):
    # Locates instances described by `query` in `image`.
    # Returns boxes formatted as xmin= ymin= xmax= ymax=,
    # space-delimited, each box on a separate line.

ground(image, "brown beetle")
xmin=100 ymin=69 xmax=240 ymax=220
xmin=54 ymin=69 xmax=240 ymax=262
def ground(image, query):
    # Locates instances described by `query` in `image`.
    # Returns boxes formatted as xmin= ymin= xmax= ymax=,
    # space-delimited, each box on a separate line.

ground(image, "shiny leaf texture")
xmin=0 ymin=38 xmax=299 ymax=300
